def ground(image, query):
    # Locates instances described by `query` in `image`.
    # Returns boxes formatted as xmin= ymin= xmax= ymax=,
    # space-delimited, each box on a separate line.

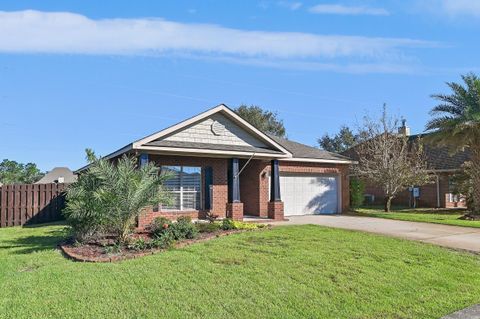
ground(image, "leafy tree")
xmin=235 ymin=105 xmax=286 ymax=137
xmin=353 ymin=105 xmax=431 ymax=212
xmin=318 ymin=126 xmax=358 ymax=153
xmin=426 ymin=73 xmax=480 ymax=216
xmin=0 ymin=159 xmax=44 ymax=185
xmin=64 ymin=150 xmax=172 ymax=243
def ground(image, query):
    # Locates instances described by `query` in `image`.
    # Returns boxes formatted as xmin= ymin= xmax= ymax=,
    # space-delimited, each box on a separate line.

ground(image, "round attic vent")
xmin=211 ymin=120 xmax=226 ymax=136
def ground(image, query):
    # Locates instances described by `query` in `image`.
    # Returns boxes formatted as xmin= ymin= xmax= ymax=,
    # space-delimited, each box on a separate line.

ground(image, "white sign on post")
xmin=413 ymin=187 xmax=420 ymax=198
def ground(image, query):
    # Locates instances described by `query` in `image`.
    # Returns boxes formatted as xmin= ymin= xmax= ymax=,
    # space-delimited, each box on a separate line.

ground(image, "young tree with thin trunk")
xmin=427 ymin=73 xmax=480 ymax=217
xmin=354 ymin=105 xmax=431 ymax=212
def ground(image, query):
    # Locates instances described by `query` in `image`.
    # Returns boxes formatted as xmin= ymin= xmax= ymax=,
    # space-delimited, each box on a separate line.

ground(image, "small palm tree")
xmin=427 ymin=73 xmax=480 ymax=215
xmin=65 ymin=150 xmax=171 ymax=243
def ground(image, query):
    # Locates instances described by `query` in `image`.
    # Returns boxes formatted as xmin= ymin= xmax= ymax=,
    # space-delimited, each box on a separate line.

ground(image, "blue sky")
xmin=1 ymin=0 xmax=479 ymax=171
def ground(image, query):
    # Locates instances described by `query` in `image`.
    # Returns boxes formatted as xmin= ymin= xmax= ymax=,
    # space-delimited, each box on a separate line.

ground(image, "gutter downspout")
xmin=436 ymin=175 xmax=441 ymax=208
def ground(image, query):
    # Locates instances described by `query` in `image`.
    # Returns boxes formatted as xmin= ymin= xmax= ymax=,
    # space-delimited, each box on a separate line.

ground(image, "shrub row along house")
xmin=78 ymin=105 xmax=354 ymax=226
xmin=346 ymin=121 xmax=470 ymax=209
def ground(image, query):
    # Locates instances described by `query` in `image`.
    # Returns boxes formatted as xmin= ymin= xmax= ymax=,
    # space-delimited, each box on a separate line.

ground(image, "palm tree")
xmin=65 ymin=151 xmax=172 ymax=243
xmin=427 ymin=73 xmax=480 ymax=215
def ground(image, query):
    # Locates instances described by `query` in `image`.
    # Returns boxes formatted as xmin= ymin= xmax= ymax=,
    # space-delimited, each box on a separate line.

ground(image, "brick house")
xmin=79 ymin=105 xmax=353 ymax=227
xmin=347 ymin=122 xmax=470 ymax=209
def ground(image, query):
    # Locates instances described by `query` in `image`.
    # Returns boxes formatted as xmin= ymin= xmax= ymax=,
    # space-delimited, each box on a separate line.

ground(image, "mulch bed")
xmin=60 ymin=228 xmax=267 ymax=263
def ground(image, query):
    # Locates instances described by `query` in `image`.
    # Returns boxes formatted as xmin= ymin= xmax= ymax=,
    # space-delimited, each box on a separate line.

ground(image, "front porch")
xmin=137 ymin=154 xmax=285 ymax=228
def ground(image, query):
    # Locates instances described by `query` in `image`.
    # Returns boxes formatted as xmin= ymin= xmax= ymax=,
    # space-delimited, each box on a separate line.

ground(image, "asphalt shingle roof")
xmin=408 ymin=134 xmax=471 ymax=170
xmin=342 ymin=133 xmax=471 ymax=171
xmin=36 ymin=167 xmax=77 ymax=184
xmin=268 ymin=135 xmax=352 ymax=161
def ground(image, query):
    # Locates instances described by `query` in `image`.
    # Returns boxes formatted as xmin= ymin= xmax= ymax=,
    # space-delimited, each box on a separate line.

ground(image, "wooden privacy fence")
xmin=0 ymin=183 xmax=70 ymax=227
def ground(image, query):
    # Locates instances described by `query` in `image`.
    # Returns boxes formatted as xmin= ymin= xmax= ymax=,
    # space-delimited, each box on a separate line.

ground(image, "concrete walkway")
xmin=441 ymin=304 xmax=480 ymax=319
xmin=275 ymin=215 xmax=480 ymax=252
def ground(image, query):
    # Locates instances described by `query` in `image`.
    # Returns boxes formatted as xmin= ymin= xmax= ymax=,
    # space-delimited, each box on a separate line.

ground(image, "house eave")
xmin=135 ymin=146 xmax=291 ymax=159
xmin=75 ymin=144 xmax=133 ymax=173
xmin=279 ymin=157 xmax=356 ymax=164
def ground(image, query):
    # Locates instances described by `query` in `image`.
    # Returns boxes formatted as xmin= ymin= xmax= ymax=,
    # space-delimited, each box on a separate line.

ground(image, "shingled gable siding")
xmin=240 ymin=160 xmax=350 ymax=217
xmin=137 ymin=155 xmax=229 ymax=228
xmin=162 ymin=113 xmax=268 ymax=148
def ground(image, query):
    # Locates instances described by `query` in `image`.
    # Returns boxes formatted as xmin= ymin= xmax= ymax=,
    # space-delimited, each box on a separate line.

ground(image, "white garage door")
xmin=280 ymin=173 xmax=339 ymax=216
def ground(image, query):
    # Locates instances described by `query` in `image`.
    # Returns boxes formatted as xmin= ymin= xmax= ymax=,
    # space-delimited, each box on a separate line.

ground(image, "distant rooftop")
xmin=36 ymin=167 xmax=77 ymax=184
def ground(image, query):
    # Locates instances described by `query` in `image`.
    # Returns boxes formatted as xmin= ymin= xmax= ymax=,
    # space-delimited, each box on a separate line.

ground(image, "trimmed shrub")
xmin=195 ymin=222 xmax=221 ymax=233
xmin=151 ymin=231 xmax=175 ymax=249
xmin=127 ymin=238 xmax=148 ymax=251
xmin=150 ymin=216 xmax=198 ymax=242
xmin=350 ymin=177 xmax=365 ymax=208
xmin=150 ymin=217 xmax=173 ymax=238
xmin=170 ymin=217 xmax=198 ymax=240
xmin=221 ymin=218 xmax=235 ymax=230
xmin=221 ymin=219 xmax=265 ymax=230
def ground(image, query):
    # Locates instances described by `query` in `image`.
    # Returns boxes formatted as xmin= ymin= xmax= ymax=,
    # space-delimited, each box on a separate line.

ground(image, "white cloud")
xmin=277 ymin=1 xmax=303 ymax=10
xmin=309 ymin=4 xmax=389 ymax=16
xmin=0 ymin=10 xmax=432 ymax=58
xmin=440 ymin=0 xmax=480 ymax=17
xmin=0 ymin=10 xmax=439 ymax=73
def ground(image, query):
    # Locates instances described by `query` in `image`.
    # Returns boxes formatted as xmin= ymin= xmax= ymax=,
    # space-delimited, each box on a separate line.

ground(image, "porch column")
xmin=228 ymin=158 xmax=241 ymax=202
xmin=268 ymin=159 xmax=285 ymax=220
xmin=270 ymin=159 xmax=281 ymax=202
xmin=227 ymin=158 xmax=243 ymax=220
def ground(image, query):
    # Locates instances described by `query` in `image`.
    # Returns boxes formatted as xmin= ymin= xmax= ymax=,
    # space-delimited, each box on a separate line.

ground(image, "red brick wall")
xmin=226 ymin=202 xmax=244 ymax=220
xmin=239 ymin=159 xmax=270 ymax=217
xmin=139 ymin=155 xmax=229 ymax=225
xmin=138 ymin=155 xmax=351 ymax=226
xmin=363 ymin=172 xmax=466 ymax=208
xmin=240 ymin=160 xmax=350 ymax=216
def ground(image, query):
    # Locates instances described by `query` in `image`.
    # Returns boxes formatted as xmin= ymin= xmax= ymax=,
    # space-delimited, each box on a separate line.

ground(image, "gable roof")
xmin=268 ymin=135 xmax=353 ymax=163
xmin=133 ymin=104 xmax=292 ymax=156
xmin=77 ymin=104 xmax=354 ymax=171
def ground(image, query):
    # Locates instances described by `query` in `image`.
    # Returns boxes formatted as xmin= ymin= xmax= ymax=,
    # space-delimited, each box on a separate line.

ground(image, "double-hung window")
xmin=162 ymin=166 xmax=202 ymax=211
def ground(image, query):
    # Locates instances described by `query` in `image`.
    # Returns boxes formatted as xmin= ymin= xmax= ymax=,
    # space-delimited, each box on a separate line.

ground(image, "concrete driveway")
xmin=275 ymin=215 xmax=480 ymax=253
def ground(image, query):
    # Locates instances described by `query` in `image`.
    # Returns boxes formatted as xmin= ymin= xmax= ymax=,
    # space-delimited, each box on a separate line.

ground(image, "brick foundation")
xmin=268 ymin=201 xmax=284 ymax=220
xmin=226 ymin=202 xmax=244 ymax=220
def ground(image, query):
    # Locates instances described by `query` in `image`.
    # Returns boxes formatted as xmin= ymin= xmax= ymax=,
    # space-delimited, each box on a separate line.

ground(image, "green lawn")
xmin=1 ymin=224 xmax=480 ymax=319
xmin=353 ymin=207 xmax=480 ymax=228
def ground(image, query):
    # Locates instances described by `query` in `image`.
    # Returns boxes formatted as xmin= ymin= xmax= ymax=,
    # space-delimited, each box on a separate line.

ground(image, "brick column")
xmin=227 ymin=158 xmax=243 ymax=220
xmin=268 ymin=159 xmax=284 ymax=220
xmin=268 ymin=201 xmax=284 ymax=220
xmin=226 ymin=202 xmax=244 ymax=221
